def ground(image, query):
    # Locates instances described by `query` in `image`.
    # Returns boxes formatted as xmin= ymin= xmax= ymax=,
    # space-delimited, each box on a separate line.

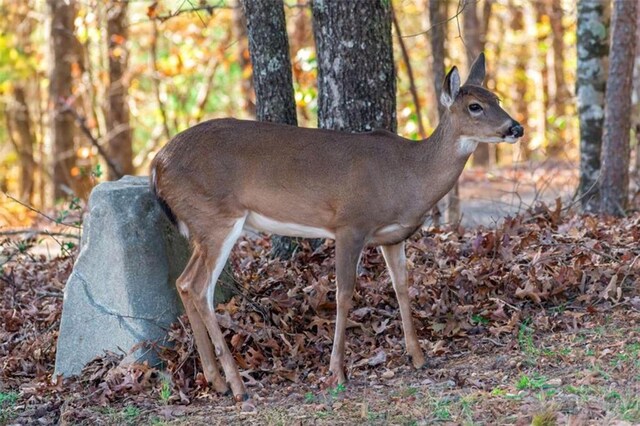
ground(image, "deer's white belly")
xmin=245 ymin=211 xmax=335 ymax=239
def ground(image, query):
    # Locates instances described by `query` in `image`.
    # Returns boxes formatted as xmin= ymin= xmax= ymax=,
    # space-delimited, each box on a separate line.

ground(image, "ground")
xmin=50 ymin=309 xmax=639 ymax=425
xmin=2 ymin=164 xmax=639 ymax=425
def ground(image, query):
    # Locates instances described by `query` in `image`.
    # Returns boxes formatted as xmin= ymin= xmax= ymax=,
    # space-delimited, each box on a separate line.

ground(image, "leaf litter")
xmin=2 ymin=202 xmax=640 ymax=424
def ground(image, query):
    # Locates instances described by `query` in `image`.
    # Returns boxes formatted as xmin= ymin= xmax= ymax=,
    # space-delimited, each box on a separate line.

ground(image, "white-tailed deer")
xmin=150 ymin=53 xmax=523 ymax=402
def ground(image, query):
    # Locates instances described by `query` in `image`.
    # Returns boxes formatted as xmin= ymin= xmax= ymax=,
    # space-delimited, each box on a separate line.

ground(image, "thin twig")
xmin=60 ymin=104 xmax=124 ymax=179
xmin=2 ymin=192 xmax=82 ymax=229
xmin=402 ymin=0 xmax=469 ymax=38
xmin=0 ymin=229 xmax=80 ymax=239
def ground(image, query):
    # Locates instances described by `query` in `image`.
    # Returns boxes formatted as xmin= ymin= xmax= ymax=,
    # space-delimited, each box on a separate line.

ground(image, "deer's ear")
xmin=441 ymin=66 xmax=461 ymax=108
xmin=465 ymin=52 xmax=486 ymax=86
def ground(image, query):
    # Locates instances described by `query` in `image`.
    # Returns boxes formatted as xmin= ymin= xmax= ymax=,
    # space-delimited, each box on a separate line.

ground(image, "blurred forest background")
xmin=0 ymin=0 xmax=638 ymax=223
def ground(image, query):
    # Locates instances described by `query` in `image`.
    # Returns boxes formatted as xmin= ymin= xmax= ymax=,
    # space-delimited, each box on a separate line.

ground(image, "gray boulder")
xmin=54 ymin=176 xmax=189 ymax=377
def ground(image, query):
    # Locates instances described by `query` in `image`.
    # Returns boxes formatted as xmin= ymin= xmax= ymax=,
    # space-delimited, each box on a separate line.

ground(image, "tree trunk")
xmin=511 ymin=5 xmax=530 ymax=161
xmin=106 ymin=0 xmax=132 ymax=180
xmin=6 ymin=86 xmax=36 ymax=204
xmin=233 ymin=0 xmax=256 ymax=118
xmin=600 ymin=0 xmax=636 ymax=216
xmin=547 ymin=0 xmax=571 ymax=156
xmin=48 ymin=0 xmax=77 ymax=200
xmin=242 ymin=0 xmax=300 ymax=259
xmin=577 ymin=0 xmax=609 ymax=213
xmin=429 ymin=0 xmax=447 ymax=121
xmin=429 ymin=0 xmax=452 ymax=224
xmin=463 ymin=0 xmax=493 ymax=167
xmin=243 ymin=0 xmax=297 ymax=126
xmin=634 ymin=5 xmax=640 ymax=174
xmin=533 ymin=1 xmax=550 ymax=149
xmin=312 ymin=1 xmax=396 ymax=133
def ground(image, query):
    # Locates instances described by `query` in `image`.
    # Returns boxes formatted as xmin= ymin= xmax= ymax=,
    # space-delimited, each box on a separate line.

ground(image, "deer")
xmin=150 ymin=53 xmax=523 ymax=403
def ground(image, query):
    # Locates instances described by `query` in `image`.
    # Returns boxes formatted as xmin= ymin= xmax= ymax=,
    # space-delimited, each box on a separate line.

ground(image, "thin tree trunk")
xmin=48 ymin=0 xmax=77 ymax=200
xmin=429 ymin=0 xmax=450 ymax=225
xmin=577 ymin=0 xmax=609 ymax=213
xmin=533 ymin=1 xmax=550 ymax=149
xmin=634 ymin=5 xmax=640 ymax=174
xmin=106 ymin=0 xmax=132 ymax=180
xmin=463 ymin=0 xmax=491 ymax=167
xmin=233 ymin=0 xmax=256 ymax=118
xmin=547 ymin=0 xmax=571 ymax=156
xmin=511 ymin=5 xmax=530 ymax=161
xmin=242 ymin=0 xmax=299 ymax=259
xmin=430 ymin=0 xmax=447 ymax=120
xmin=150 ymin=21 xmax=172 ymax=142
xmin=312 ymin=1 xmax=396 ymax=133
xmin=600 ymin=0 xmax=636 ymax=216
xmin=392 ymin=8 xmax=426 ymax=139
xmin=7 ymin=86 xmax=36 ymax=204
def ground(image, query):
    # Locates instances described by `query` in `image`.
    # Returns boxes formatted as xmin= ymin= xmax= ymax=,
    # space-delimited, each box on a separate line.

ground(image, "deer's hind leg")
xmin=185 ymin=216 xmax=248 ymax=401
xmin=175 ymin=250 xmax=228 ymax=394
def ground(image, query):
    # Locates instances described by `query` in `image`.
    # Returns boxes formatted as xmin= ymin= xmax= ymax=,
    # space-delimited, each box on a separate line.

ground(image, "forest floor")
xmin=2 ymin=162 xmax=640 ymax=425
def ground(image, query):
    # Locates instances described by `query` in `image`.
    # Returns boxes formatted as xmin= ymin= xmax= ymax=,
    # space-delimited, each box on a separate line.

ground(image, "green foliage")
xmin=159 ymin=378 xmax=172 ymax=403
xmin=515 ymin=374 xmax=548 ymax=391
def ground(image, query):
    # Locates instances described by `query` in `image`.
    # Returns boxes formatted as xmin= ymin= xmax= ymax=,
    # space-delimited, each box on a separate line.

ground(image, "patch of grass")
xmin=531 ymin=408 xmax=557 ymax=426
xmin=304 ymin=392 xmax=315 ymax=404
xmin=518 ymin=320 xmax=539 ymax=363
xmin=159 ymin=378 xmax=172 ymax=404
xmin=400 ymin=386 xmax=418 ymax=398
xmin=566 ymin=385 xmax=594 ymax=397
xmin=490 ymin=387 xmax=507 ymax=397
xmin=328 ymin=383 xmax=346 ymax=398
xmin=432 ymin=398 xmax=451 ymax=421
xmin=122 ymin=405 xmax=141 ymax=423
xmin=0 ymin=392 xmax=18 ymax=406
xmin=459 ymin=395 xmax=477 ymax=423
xmin=471 ymin=314 xmax=489 ymax=325
xmin=0 ymin=391 xmax=20 ymax=424
xmin=617 ymin=396 xmax=640 ymax=422
xmin=515 ymin=374 xmax=548 ymax=391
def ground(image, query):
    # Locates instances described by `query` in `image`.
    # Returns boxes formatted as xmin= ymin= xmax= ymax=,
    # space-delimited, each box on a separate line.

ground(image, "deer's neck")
xmin=414 ymin=114 xmax=474 ymax=206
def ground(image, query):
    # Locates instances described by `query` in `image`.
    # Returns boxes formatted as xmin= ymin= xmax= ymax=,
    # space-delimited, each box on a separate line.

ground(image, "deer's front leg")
xmin=329 ymin=231 xmax=364 ymax=384
xmin=381 ymin=241 xmax=426 ymax=368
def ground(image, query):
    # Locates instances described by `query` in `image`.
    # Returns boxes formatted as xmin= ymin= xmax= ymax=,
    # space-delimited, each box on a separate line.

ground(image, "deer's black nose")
xmin=509 ymin=122 xmax=524 ymax=138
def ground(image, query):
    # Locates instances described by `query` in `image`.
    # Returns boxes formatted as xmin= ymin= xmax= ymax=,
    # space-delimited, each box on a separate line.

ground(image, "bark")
xmin=243 ymin=0 xmax=297 ymax=126
xmin=242 ymin=0 xmax=299 ymax=259
xmin=429 ymin=0 xmax=454 ymax=224
xmin=548 ymin=0 xmax=572 ymax=115
xmin=233 ymin=0 xmax=256 ymax=117
xmin=634 ymin=6 xmax=640 ymax=173
xmin=600 ymin=0 xmax=636 ymax=216
xmin=48 ymin=0 xmax=77 ymax=200
xmin=463 ymin=0 xmax=493 ymax=167
xmin=511 ymin=5 xmax=530 ymax=161
xmin=106 ymin=0 xmax=132 ymax=180
xmin=7 ymin=86 xmax=36 ymax=204
xmin=312 ymin=1 xmax=396 ymax=133
xmin=429 ymin=0 xmax=447 ymax=120
xmin=547 ymin=0 xmax=571 ymax=156
xmin=533 ymin=1 xmax=550 ymax=146
xmin=577 ymin=0 xmax=609 ymax=213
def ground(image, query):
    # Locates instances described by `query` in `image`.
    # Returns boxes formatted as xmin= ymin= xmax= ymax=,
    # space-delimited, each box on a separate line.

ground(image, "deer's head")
xmin=440 ymin=53 xmax=524 ymax=154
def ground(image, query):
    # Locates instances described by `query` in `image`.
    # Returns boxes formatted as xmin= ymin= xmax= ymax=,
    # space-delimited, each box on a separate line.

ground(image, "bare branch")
xmin=60 ymin=103 xmax=124 ymax=179
xmin=402 ymin=0 xmax=469 ymax=38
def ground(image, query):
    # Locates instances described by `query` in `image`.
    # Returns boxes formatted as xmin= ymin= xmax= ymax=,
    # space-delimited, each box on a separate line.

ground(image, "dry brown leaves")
xmin=2 ymin=203 xmax=640 ymax=421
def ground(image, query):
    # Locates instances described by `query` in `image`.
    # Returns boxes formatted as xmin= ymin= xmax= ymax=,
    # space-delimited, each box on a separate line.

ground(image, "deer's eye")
xmin=468 ymin=103 xmax=483 ymax=113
